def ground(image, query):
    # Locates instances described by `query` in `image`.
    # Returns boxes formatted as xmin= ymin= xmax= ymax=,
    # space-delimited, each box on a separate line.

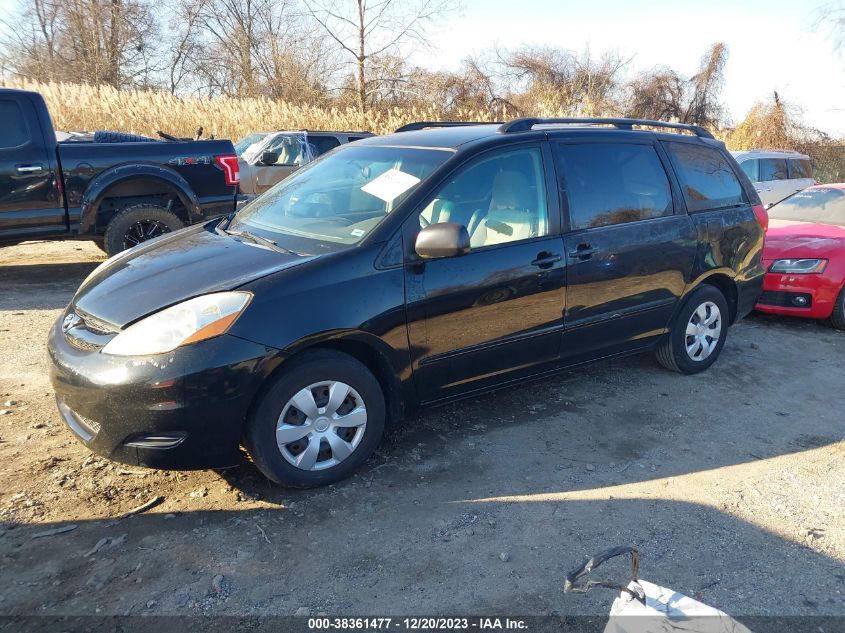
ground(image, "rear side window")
xmin=739 ymin=159 xmax=759 ymax=182
xmin=0 ymin=99 xmax=30 ymax=148
xmin=788 ymin=159 xmax=812 ymax=179
xmin=759 ymin=158 xmax=788 ymax=181
xmin=309 ymin=136 xmax=341 ymax=156
xmin=557 ymin=143 xmax=673 ymax=230
xmin=665 ymin=142 xmax=744 ymax=212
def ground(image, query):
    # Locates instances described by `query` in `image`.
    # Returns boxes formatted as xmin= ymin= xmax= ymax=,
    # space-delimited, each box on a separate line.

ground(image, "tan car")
xmin=236 ymin=130 xmax=373 ymax=204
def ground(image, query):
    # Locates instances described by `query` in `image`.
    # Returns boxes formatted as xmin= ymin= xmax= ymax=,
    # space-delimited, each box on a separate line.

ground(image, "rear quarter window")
xmin=665 ymin=142 xmax=745 ymax=212
xmin=0 ymin=99 xmax=30 ymax=149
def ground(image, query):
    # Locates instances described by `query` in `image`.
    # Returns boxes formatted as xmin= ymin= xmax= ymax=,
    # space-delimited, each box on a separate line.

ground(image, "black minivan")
xmin=48 ymin=118 xmax=767 ymax=487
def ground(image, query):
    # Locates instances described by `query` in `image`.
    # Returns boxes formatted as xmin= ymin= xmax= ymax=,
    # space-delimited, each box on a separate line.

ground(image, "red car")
xmin=756 ymin=184 xmax=845 ymax=329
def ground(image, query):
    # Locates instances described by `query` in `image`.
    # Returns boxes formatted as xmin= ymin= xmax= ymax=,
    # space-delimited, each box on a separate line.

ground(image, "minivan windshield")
xmin=769 ymin=187 xmax=845 ymax=227
xmin=229 ymin=145 xmax=452 ymax=252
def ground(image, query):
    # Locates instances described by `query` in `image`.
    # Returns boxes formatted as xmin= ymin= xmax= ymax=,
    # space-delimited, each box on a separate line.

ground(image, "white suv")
xmin=730 ymin=149 xmax=816 ymax=207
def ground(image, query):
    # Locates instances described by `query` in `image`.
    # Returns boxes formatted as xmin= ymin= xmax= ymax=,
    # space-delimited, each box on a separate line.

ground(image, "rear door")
xmin=0 ymin=94 xmax=65 ymax=239
xmin=757 ymin=157 xmax=792 ymax=206
xmin=554 ymin=138 xmax=696 ymax=360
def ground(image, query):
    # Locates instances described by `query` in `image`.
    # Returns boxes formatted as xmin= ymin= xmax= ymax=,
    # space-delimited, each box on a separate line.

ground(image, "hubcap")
xmin=123 ymin=220 xmax=171 ymax=248
xmin=276 ymin=381 xmax=367 ymax=471
xmin=685 ymin=301 xmax=722 ymax=362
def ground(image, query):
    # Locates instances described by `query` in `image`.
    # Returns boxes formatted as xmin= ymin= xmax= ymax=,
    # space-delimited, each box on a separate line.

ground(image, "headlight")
xmin=769 ymin=259 xmax=827 ymax=274
xmin=102 ymin=292 xmax=252 ymax=356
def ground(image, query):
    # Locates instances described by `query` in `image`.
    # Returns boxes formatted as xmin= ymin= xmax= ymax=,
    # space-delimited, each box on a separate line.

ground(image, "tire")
xmin=831 ymin=286 xmax=845 ymax=331
xmin=244 ymin=350 xmax=386 ymax=488
xmin=656 ymin=285 xmax=730 ymax=374
xmin=103 ymin=204 xmax=184 ymax=256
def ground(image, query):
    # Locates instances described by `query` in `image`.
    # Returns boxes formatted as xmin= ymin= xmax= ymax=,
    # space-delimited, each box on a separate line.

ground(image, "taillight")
xmin=215 ymin=154 xmax=240 ymax=186
xmin=752 ymin=204 xmax=768 ymax=232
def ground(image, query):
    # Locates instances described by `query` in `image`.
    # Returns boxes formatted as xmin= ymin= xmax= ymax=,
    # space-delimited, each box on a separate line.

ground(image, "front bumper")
xmin=755 ymin=266 xmax=841 ymax=320
xmin=48 ymin=316 xmax=278 ymax=469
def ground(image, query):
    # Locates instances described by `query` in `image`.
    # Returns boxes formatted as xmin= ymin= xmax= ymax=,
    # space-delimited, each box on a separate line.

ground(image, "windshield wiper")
xmin=226 ymin=229 xmax=294 ymax=254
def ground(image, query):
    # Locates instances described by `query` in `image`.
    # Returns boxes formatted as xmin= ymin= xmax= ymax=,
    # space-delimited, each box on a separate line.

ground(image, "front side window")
xmin=231 ymin=145 xmax=452 ymax=252
xmin=417 ymin=147 xmax=549 ymax=248
xmin=263 ymin=133 xmax=311 ymax=166
xmin=557 ymin=143 xmax=672 ymax=230
xmin=788 ymin=159 xmax=813 ymax=180
xmin=665 ymin=142 xmax=744 ymax=212
xmin=759 ymin=158 xmax=788 ymax=181
xmin=740 ymin=159 xmax=759 ymax=182
xmin=0 ymin=100 xmax=30 ymax=149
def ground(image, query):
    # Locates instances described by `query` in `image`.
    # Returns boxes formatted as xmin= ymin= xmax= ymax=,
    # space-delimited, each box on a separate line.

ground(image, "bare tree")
xmin=496 ymin=46 xmax=627 ymax=116
xmin=818 ymin=2 xmax=845 ymax=52
xmin=1 ymin=0 xmax=160 ymax=87
xmin=302 ymin=0 xmax=455 ymax=112
xmin=627 ymin=43 xmax=728 ymax=128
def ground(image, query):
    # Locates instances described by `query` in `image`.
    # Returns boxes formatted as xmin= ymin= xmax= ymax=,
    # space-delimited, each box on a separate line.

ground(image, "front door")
xmin=404 ymin=145 xmax=566 ymax=403
xmin=0 ymin=94 xmax=65 ymax=240
xmin=553 ymin=140 xmax=696 ymax=360
xmin=253 ymin=133 xmax=312 ymax=194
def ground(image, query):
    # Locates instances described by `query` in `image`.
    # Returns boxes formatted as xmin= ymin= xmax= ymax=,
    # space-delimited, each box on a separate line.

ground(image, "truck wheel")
xmin=103 ymin=204 xmax=184 ymax=256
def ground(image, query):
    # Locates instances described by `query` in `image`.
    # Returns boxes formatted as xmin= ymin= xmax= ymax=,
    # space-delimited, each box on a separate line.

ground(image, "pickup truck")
xmin=0 ymin=88 xmax=240 ymax=255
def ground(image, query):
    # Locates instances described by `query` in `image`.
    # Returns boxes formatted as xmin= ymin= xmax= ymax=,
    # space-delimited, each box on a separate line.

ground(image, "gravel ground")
xmin=0 ymin=239 xmax=844 ymax=619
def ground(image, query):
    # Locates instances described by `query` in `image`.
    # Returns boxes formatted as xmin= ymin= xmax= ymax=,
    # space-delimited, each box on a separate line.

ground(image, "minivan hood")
xmin=73 ymin=223 xmax=313 ymax=327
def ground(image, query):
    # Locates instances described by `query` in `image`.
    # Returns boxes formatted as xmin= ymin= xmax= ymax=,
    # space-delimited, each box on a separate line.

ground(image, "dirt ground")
xmin=0 ymin=239 xmax=844 ymax=620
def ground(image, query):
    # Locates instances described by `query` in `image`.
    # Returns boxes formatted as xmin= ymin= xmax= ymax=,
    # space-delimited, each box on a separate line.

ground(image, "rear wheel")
xmin=656 ymin=285 xmax=730 ymax=374
xmin=244 ymin=350 xmax=386 ymax=487
xmin=103 ymin=204 xmax=184 ymax=256
xmin=831 ymin=286 xmax=845 ymax=331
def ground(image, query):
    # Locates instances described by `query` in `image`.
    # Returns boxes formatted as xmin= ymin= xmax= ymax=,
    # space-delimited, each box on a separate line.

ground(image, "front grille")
xmin=74 ymin=309 xmax=117 ymax=335
xmin=758 ymin=290 xmax=812 ymax=308
xmin=63 ymin=309 xmax=117 ymax=351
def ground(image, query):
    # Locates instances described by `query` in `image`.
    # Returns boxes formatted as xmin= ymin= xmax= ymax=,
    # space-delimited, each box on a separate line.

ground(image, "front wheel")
xmin=244 ymin=350 xmax=386 ymax=487
xmin=830 ymin=285 xmax=845 ymax=331
xmin=656 ymin=285 xmax=730 ymax=374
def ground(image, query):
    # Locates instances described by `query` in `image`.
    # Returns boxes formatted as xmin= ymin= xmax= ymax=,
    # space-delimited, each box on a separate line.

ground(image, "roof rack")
xmin=498 ymin=117 xmax=714 ymax=139
xmin=395 ymin=121 xmax=500 ymax=133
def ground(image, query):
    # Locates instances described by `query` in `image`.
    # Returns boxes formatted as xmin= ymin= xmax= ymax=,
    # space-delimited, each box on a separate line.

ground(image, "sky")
xmin=0 ymin=0 xmax=842 ymax=135
xmin=417 ymin=0 xmax=845 ymax=136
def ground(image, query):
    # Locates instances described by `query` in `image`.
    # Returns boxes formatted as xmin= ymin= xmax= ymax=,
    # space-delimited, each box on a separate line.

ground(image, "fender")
xmin=673 ymin=268 xmax=739 ymax=324
xmin=79 ymin=163 xmax=202 ymax=233
xmin=281 ymin=328 xmax=413 ymax=420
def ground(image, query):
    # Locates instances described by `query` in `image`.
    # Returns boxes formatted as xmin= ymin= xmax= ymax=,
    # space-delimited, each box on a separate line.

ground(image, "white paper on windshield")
xmin=361 ymin=169 xmax=420 ymax=202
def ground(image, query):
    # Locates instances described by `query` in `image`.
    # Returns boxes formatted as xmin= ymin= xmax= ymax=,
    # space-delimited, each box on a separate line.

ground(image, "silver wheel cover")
xmin=685 ymin=301 xmax=722 ymax=362
xmin=275 ymin=381 xmax=367 ymax=471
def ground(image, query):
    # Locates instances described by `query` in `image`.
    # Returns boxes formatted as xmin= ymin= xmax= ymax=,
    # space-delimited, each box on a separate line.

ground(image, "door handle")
xmin=568 ymin=244 xmax=597 ymax=260
xmin=17 ymin=164 xmax=43 ymax=173
xmin=531 ymin=252 xmax=561 ymax=269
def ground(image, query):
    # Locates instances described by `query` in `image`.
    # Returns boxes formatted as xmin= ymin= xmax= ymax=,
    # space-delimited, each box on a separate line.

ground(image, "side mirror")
xmin=259 ymin=151 xmax=279 ymax=166
xmin=415 ymin=223 xmax=470 ymax=259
